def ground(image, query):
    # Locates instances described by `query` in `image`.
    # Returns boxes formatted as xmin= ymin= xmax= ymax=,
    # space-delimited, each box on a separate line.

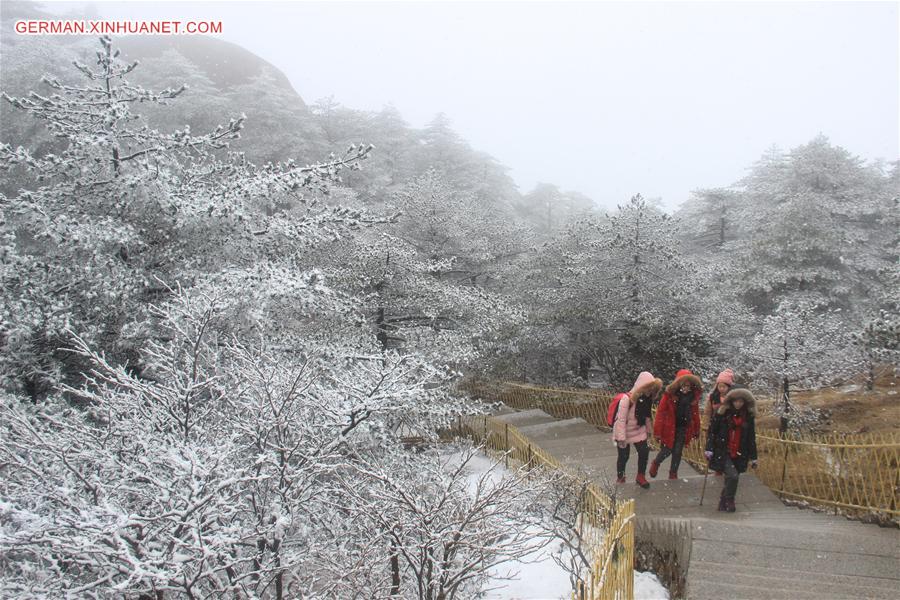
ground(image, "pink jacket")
xmin=612 ymin=371 xmax=662 ymax=444
xmin=612 ymin=394 xmax=651 ymax=444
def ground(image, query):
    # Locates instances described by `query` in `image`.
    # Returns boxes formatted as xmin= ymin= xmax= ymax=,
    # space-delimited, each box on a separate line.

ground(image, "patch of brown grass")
xmin=755 ymin=371 xmax=899 ymax=434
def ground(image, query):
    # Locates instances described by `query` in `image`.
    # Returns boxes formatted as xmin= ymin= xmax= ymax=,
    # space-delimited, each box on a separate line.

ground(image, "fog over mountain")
xmin=23 ymin=0 xmax=900 ymax=210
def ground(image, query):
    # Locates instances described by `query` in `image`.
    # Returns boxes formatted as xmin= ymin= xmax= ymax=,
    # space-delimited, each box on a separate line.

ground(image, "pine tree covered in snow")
xmin=743 ymin=295 xmax=861 ymax=432
xmin=508 ymin=194 xmax=714 ymax=386
xmin=0 ymin=36 xmax=371 ymax=399
xmin=325 ymin=169 xmax=526 ymax=367
xmin=729 ymin=136 xmax=896 ymax=314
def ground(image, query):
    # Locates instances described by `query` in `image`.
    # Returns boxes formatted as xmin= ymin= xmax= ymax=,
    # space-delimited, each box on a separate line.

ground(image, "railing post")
xmin=779 ymin=438 xmax=789 ymax=493
xmin=504 ymin=422 xmax=510 ymax=468
xmin=890 ymin=466 xmax=899 ymax=515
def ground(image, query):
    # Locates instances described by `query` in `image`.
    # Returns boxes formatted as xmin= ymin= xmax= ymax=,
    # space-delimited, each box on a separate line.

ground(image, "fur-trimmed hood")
xmin=665 ymin=369 xmax=703 ymax=395
xmin=717 ymin=386 xmax=757 ymax=416
xmin=629 ymin=371 xmax=662 ymax=400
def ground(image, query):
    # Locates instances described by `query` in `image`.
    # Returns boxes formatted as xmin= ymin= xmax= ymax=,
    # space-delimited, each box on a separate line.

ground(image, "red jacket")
xmin=653 ymin=370 xmax=702 ymax=449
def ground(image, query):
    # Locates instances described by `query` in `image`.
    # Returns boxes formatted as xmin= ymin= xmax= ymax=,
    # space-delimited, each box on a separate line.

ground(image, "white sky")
xmin=34 ymin=1 xmax=900 ymax=210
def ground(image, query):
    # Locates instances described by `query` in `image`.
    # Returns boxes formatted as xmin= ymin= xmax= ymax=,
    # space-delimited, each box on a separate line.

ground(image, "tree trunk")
xmin=779 ymin=376 xmax=790 ymax=434
xmin=780 ymin=321 xmax=790 ymax=434
xmin=578 ymin=355 xmax=590 ymax=381
xmin=376 ymin=306 xmax=389 ymax=351
xmin=389 ymin=540 xmax=401 ymax=596
xmin=866 ymin=352 xmax=875 ymax=391
xmin=274 ymin=539 xmax=283 ymax=600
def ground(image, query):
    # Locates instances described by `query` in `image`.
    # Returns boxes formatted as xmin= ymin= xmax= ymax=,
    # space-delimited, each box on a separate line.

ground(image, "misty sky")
xmin=40 ymin=1 xmax=900 ymax=210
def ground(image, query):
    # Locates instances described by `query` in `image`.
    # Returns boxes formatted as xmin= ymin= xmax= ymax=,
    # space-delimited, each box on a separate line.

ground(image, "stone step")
xmin=537 ymin=438 xmax=613 ymax=461
xmin=490 ymin=409 xmax=556 ymax=427
xmin=689 ymin=559 xmax=900 ymax=598
xmin=515 ymin=417 xmax=600 ymax=440
xmin=687 ymin=575 xmax=870 ymax=600
xmin=691 ymin=518 xmax=899 ymax=557
xmin=694 ymin=513 xmax=898 ymax=540
xmin=689 ymin=537 xmax=899 ymax=579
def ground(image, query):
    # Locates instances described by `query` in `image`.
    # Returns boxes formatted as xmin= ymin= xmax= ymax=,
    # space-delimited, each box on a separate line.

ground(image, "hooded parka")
xmin=705 ymin=387 xmax=758 ymax=473
xmin=653 ymin=369 xmax=702 ymax=449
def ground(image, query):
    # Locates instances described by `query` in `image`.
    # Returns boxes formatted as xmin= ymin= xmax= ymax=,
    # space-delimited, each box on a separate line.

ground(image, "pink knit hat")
xmin=716 ymin=368 xmax=734 ymax=386
xmin=629 ymin=371 xmax=661 ymax=398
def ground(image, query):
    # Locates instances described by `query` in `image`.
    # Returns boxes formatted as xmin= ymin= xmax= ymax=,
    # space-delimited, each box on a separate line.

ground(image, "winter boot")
xmin=616 ymin=474 xmax=626 ymax=484
xmin=717 ymin=496 xmax=727 ymax=512
xmin=649 ymin=461 xmax=660 ymax=478
xmin=725 ymin=497 xmax=736 ymax=513
xmin=635 ymin=473 xmax=650 ymax=489
xmin=668 ymin=470 xmax=678 ymax=480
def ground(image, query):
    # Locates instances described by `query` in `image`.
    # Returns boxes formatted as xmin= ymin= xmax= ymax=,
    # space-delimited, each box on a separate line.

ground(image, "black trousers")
xmin=654 ymin=426 xmax=687 ymax=473
xmin=721 ymin=455 xmax=740 ymax=499
xmin=617 ymin=440 xmax=649 ymax=477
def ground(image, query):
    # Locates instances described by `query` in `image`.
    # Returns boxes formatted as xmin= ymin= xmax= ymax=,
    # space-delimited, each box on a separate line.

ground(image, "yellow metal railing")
xmin=753 ymin=430 xmax=900 ymax=519
xmin=471 ymin=380 xmax=616 ymax=430
xmin=658 ymin=416 xmax=900 ymax=521
xmin=465 ymin=380 xmax=900 ymax=522
xmin=455 ymin=413 xmax=635 ymax=600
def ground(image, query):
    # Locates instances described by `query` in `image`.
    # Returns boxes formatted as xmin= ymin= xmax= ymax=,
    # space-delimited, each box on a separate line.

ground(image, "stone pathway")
xmin=491 ymin=409 xmax=900 ymax=600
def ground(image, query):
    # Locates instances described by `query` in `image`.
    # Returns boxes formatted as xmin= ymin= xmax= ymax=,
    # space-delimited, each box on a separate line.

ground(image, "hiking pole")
xmin=699 ymin=458 xmax=710 ymax=506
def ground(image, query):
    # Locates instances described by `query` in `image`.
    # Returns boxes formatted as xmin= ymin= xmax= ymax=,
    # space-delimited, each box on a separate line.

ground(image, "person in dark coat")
xmin=705 ymin=368 xmax=735 ymax=476
xmin=704 ymin=386 xmax=759 ymax=512
xmin=650 ymin=369 xmax=702 ymax=479
xmin=705 ymin=368 xmax=734 ymax=421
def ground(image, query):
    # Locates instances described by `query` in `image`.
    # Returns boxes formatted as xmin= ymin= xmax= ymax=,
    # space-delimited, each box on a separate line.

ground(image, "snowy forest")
xmin=1 ymin=3 xmax=898 ymax=598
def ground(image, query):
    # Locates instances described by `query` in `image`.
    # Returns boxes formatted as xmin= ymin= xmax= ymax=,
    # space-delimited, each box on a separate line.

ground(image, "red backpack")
xmin=606 ymin=393 xmax=628 ymax=427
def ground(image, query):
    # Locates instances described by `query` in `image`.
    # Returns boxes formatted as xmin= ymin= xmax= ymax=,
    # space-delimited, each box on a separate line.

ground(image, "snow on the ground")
xmin=452 ymin=449 xmax=669 ymax=600
xmin=482 ymin=528 xmax=571 ymax=600
xmin=457 ymin=449 xmax=508 ymax=491
xmin=634 ymin=570 xmax=669 ymax=600
xmin=485 ymin=561 xmax=670 ymax=600
xmin=449 ymin=450 xmax=569 ymax=598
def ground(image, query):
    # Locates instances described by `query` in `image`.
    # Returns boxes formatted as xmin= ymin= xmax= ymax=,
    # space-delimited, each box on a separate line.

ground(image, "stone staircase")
xmin=490 ymin=409 xmax=900 ymax=600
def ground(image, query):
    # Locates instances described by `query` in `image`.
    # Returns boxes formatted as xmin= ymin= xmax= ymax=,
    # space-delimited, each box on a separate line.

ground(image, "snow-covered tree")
xmin=0 ymin=277 xmax=485 ymax=598
xmin=515 ymin=183 xmax=595 ymax=235
xmin=851 ymin=267 xmax=900 ymax=389
xmin=328 ymin=444 xmax=557 ymax=599
xmin=0 ymin=36 xmax=371 ymax=399
xmin=506 ymin=194 xmax=714 ymax=386
xmin=324 ymin=170 xmax=526 ymax=367
xmin=675 ymin=187 xmax=742 ymax=252
xmin=743 ymin=295 xmax=860 ymax=432
xmin=729 ymin=136 xmax=896 ymax=314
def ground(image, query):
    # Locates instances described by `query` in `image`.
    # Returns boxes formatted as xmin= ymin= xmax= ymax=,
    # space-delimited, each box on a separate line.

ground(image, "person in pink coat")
xmin=613 ymin=371 xmax=663 ymax=488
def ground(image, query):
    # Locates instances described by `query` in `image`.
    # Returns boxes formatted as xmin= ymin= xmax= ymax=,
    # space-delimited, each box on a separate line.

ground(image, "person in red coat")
xmin=649 ymin=369 xmax=702 ymax=479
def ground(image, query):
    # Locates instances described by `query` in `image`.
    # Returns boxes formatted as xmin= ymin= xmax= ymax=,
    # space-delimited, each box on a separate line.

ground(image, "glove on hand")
xmin=704 ymin=450 xmax=713 ymax=460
